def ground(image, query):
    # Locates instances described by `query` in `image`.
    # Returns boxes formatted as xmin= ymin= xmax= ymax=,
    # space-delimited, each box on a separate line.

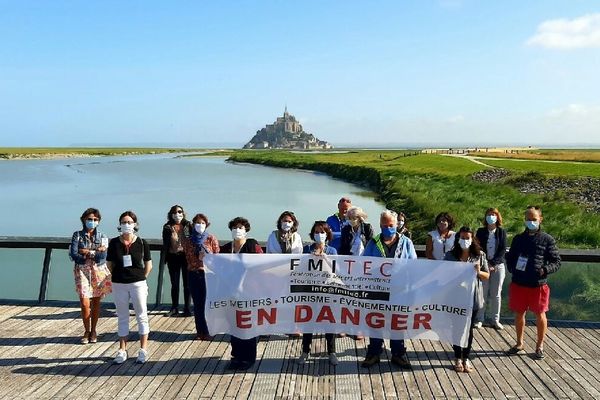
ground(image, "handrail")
xmin=1 ymin=236 xmax=599 ymax=304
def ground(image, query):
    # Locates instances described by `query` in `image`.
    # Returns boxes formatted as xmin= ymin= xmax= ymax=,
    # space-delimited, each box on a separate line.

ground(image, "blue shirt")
xmin=303 ymin=243 xmax=338 ymax=255
xmin=69 ymin=229 xmax=108 ymax=265
xmin=363 ymin=233 xmax=417 ymax=259
xmin=325 ymin=213 xmax=345 ymax=251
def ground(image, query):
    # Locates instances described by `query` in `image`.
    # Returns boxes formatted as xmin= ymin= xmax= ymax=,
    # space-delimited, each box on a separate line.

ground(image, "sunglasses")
xmin=175 ymin=210 xmax=183 ymax=214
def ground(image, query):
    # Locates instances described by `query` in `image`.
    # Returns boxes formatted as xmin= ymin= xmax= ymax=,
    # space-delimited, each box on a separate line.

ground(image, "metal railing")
xmin=1 ymin=236 xmax=599 ymax=305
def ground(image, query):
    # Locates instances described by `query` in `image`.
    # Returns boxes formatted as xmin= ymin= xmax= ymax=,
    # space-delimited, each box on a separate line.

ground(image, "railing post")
xmin=38 ymin=247 xmax=52 ymax=303
xmin=155 ymin=248 xmax=166 ymax=306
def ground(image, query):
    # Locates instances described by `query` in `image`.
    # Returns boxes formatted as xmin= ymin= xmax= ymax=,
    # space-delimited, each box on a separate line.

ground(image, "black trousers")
xmin=166 ymin=252 xmax=190 ymax=310
xmin=302 ymin=333 xmax=336 ymax=354
xmin=188 ymin=269 xmax=207 ymax=334
xmin=453 ymin=309 xmax=478 ymax=359
xmin=230 ymin=336 xmax=258 ymax=362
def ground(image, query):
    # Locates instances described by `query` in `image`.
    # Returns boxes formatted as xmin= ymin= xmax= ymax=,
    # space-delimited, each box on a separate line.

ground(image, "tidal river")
xmin=0 ymin=153 xmax=383 ymax=301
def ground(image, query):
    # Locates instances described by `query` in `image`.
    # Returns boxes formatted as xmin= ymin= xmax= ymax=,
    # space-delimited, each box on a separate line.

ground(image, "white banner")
xmin=204 ymin=254 xmax=476 ymax=347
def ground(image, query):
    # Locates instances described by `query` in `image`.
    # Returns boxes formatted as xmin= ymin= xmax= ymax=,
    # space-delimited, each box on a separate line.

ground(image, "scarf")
xmin=190 ymin=230 xmax=209 ymax=256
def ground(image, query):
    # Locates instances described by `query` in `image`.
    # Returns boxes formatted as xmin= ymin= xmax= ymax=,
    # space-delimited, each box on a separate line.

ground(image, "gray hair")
xmin=347 ymin=206 xmax=368 ymax=222
xmin=380 ymin=209 xmax=398 ymax=222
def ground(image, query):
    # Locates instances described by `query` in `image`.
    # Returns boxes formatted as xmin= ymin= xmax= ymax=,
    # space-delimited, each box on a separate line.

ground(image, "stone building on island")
xmin=243 ymin=108 xmax=333 ymax=150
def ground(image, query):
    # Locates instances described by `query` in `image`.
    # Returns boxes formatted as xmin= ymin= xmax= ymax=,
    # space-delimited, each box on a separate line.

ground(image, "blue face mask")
xmin=525 ymin=220 xmax=539 ymax=230
xmin=381 ymin=226 xmax=397 ymax=238
xmin=85 ymin=219 xmax=98 ymax=230
xmin=486 ymin=215 xmax=497 ymax=225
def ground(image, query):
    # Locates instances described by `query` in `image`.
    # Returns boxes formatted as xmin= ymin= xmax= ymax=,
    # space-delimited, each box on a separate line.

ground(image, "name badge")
xmin=516 ymin=256 xmax=528 ymax=271
xmin=123 ymin=255 xmax=133 ymax=268
xmin=101 ymin=237 xmax=109 ymax=247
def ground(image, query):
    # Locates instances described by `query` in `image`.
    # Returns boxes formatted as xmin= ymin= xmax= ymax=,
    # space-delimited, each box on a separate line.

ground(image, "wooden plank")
xmin=333 ymin=336 xmax=361 ymax=400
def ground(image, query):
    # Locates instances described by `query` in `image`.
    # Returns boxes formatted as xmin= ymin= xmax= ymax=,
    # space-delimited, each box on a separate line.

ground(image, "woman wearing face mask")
xmin=425 ymin=212 xmax=456 ymax=260
xmin=183 ymin=213 xmax=220 ymax=341
xmin=444 ymin=226 xmax=489 ymax=373
xmin=162 ymin=205 xmax=192 ymax=317
xmin=339 ymin=206 xmax=373 ymax=257
xmin=69 ymin=208 xmax=112 ymax=344
xmin=474 ymin=208 xmax=507 ymax=330
xmin=266 ymin=211 xmax=303 ymax=254
xmin=106 ymin=211 xmax=153 ymax=364
xmin=220 ymin=217 xmax=263 ymax=370
xmin=298 ymin=221 xmax=338 ymax=365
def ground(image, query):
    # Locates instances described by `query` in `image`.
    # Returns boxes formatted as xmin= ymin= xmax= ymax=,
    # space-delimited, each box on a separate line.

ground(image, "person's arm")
xmin=69 ymin=231 xmax=87 ymax=264
xmin=542 ymin=235 xmax=561 ymax=276
xmin=477 ymin=254 xmax=490 ymax=281
xmin=143 ymin=239 xmax=153 ymax=277
xmin=95 ymin=233 xmax=108 ymax=264
xmin=425 ymin=235 xmax=434 ymax=260
xmin=210 ymin=235 xmax=220 ymax=254
xmin=266 ymin=232 xmax=279 ymax=254
xmin=161 ymin=224 xmax=171 ymax=250
xmin=291 ymin=233 xmax=303 ymax=254
xmin=491 ymin=228 xmax=507 ymax=266
xmin=505 ymin=235 xmax=520 ymax=273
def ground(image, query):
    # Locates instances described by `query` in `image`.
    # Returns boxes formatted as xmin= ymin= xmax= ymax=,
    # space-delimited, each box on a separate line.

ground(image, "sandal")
xmin=506 ymin=345 xmax=525 ymax=355
xmin=454 ymin=358 xmax=464 ymax=372
xmin=463 ymin=359 xmax=474 ymax=373
xmin=81 ymin=332 xmax=90 ymax=344
xmin=534 ymin=348 xmax=545 ymax=360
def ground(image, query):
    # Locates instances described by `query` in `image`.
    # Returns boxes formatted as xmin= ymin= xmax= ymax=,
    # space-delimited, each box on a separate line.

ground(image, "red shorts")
xmin=509 ymin=282 xmax=550 ymax=314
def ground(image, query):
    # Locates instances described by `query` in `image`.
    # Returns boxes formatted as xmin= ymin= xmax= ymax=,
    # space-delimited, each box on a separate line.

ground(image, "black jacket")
xmin=506 ymin=229 xmax=561 ymax=287
xmin=339 ymin=223 xmax=374 ymax=256
xmin=475 ymin=226 xmax=507 ymax=266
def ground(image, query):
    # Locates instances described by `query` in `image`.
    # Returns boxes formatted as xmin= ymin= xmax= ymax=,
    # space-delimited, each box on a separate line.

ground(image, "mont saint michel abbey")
xmin=243 ymin=108 xmax=333 ymax=150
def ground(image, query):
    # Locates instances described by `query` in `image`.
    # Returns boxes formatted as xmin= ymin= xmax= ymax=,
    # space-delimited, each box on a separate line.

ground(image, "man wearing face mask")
xmin=506 ymin=206 xmax=561 ymax=360
xmin=326 ymin=197 xmax=352 ymax=252
xmin=266 ymin=211 xmax=303 ymax=254
xmin=361 ymin=210 xmax=417 ymax=369
xmin=162 ymin=205 xmax=192 ymax=317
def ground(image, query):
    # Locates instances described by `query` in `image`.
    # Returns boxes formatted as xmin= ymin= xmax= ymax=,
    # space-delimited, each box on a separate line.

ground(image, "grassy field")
xmin=0 ymin=147 xmax=207 ymax=159
xmin=471 ymin=149 xmax=600 ymax=163
xmin=228 ymin=150 xmax=600 ymax=249
xmin=475 ymin=157 xmax=600 ymax=177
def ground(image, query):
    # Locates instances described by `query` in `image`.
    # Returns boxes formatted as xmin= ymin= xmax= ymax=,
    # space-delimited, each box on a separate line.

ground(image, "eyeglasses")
xmin=175 ymin=210 xmax=183 ymax=214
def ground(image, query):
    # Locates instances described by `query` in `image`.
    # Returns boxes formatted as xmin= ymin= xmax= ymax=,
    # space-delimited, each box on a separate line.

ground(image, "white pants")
xmin=476 ymin=263 xmax=506 ymax=323
xmin=112 ymin=281 xmax=150 ymax=337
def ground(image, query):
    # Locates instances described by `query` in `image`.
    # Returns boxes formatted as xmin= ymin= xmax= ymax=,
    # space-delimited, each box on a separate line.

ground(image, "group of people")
xmin=69 ymin=197 xmax=560 ymax=373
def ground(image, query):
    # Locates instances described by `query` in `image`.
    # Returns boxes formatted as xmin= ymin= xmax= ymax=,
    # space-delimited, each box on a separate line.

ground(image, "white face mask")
xmin=194 ymin=223 xmax=206 ymax=234
xmin=314 ymin=232 xmax=327 ymax=244
xmin=172 ymin=213 xmax=183 ymax=223
xmin=459 ymin=238 xmax=472 ymax=250
xmin=281 ymin=221 xmax=293 ymax=232
xmin=232 ymin=227 xmax=246 ymax=240
xmin=120 ymin=223 xmax=135 ymax=234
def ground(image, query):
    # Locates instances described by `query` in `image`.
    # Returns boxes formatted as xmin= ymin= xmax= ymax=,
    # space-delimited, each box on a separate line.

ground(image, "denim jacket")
xmin=69 ymin=229 xmax=108 ymax=265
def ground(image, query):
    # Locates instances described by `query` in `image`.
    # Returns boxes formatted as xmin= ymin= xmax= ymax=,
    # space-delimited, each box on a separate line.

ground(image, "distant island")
xmin=243 ymin=108 xmax=333 ymax=150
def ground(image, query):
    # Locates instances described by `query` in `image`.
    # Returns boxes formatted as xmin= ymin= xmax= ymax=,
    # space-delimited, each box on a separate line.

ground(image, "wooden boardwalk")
xmin=0 ymin=302 xmax=599 ymax=399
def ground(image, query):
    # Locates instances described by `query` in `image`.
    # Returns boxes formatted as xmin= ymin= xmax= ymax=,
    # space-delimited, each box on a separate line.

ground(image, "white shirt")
xmin=429 ymin=230 xmax=456 ymax=260
xmin=266 ymin=231 xmax=303 ymax=254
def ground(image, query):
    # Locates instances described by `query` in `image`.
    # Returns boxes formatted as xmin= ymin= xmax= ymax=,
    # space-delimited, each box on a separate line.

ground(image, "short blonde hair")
xmin=347 ymin=206 xmax=368 ymax=222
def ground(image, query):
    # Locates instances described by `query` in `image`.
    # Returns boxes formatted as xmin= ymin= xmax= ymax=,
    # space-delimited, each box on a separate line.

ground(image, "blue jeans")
xmin=366 ymin=338 xmax=406 ymax=357
xmin=476 ymin=263 xmax=506 ymax=323
xmin=188 ymin=269 xmax=208 ymax=335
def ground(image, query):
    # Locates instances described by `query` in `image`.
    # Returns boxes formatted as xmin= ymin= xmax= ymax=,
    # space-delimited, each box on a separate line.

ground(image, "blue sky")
xmin=1 ymin=1 xmax=599 ymax=147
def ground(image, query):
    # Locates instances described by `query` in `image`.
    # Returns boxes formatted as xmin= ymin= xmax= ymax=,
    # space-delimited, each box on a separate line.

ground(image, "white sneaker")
xmin=297 ymin=352 xmax=309 ymax=364
xmin=114 ymin=349 xmax=127 ymax=364
xmin=136 ymin=348 xmax=148 ymax=364
xmin=473 ymin=322 xmax=483 ymax=329
xmin=328 ymin=353 xmax=339 ymax=366
xmin=492 ymin=321 xmax=504 ymax=330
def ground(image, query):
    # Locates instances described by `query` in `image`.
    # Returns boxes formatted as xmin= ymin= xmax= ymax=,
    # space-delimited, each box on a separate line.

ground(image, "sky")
xmin=1 ymin=1 xmax=599 ymax=148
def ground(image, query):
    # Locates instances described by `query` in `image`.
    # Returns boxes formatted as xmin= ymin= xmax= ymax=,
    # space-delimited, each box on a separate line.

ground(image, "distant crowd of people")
xmin=69 ymin=197 xmax=560 ymax=372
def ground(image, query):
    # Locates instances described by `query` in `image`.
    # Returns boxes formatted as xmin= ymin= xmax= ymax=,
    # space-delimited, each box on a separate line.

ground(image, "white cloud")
xmin=447 ymin=115 xmax=465 ymax=123
xmin=526 ymin=13 xmax=600 ymax=49
xmin=546 ymin=103 xmax=600 ymax=118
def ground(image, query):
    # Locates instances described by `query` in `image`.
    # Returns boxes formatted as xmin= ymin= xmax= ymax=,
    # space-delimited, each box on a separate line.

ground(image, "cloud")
xmin=526 ymin=13 xmax=600 ymax=49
